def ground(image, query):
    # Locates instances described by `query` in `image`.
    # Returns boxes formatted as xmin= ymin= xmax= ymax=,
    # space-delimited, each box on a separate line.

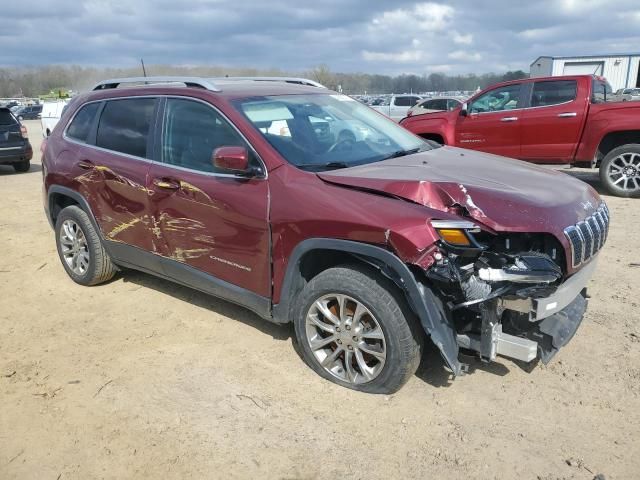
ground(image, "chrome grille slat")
xmin=563 ymin=203 xmax=610 ymax=268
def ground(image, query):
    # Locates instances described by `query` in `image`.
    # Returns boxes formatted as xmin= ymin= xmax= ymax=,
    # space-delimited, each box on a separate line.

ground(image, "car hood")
xmin=317 ymin=146 xmax=601 ymax=234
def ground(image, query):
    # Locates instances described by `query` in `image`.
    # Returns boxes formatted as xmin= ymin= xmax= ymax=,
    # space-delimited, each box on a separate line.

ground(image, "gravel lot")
xmin=1 ymin=120 xmax=639 ymax=479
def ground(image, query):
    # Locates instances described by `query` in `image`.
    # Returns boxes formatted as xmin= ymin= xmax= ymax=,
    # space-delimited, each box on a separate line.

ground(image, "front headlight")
xmin=430 ymin=220 xmax=480 ymax=247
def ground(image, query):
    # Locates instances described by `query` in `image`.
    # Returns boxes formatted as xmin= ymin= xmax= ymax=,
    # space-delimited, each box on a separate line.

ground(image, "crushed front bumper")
xmin=455 ymin=257 xmax=596 ymax=367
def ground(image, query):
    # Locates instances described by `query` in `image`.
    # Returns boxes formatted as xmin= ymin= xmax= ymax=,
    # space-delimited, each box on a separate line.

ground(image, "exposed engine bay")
xmin=423 ymin=231 xmax=592 ymax=369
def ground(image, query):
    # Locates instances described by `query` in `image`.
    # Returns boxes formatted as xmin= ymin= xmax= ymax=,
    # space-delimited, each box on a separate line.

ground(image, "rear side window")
xmin=591 ymin=79 xmax=612 ymax=103
xmin=96 ymin=98 xmax=156 ymax=158
xmin=0 ymin=109 xmax=17 ymax=125
xmin=66 ymin=102 xmax=100 ymax=143
xmin=531 ymin=80 xmax=577 ymax=107
xmin=395 ymin=96 xmax=419 ymax=107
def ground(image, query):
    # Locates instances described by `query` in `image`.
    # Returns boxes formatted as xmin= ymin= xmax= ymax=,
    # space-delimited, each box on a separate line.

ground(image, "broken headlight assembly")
xmin=430 ymin=220 xmax=482 ymax=250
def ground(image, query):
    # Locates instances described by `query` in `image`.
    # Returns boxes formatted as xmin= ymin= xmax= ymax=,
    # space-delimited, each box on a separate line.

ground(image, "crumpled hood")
xmin=317 ymin=147 xmax=602 ymax=234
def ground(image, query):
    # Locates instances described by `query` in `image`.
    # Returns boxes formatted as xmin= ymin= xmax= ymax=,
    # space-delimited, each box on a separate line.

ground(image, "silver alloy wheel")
xmin=305 ymin=293 xmax=387 ymax=384
xmin=607 ymin=152 xmax=640 ymax=192
xmin=59 ymin=219 xmax=90 ymax=276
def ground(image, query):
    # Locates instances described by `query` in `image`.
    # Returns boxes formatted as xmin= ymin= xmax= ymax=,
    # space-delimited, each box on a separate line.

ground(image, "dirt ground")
xmin=1 ymin=120 xmax=639 ymax=480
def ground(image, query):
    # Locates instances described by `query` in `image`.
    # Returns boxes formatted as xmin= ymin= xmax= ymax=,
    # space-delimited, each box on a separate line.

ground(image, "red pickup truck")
xmin=400 ymin=75 xmax=640 ymax=198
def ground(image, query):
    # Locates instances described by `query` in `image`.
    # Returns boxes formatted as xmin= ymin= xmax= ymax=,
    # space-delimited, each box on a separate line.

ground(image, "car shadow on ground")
xmin=120 ymin=269 xmax=293 ymax=341
xmin=0 ymin=163 xmax=42 ymax=176
xmin=414 ymin=345 xmax=511 ymax=388
xmin=120 ymin=268 xmax=519 ymax=389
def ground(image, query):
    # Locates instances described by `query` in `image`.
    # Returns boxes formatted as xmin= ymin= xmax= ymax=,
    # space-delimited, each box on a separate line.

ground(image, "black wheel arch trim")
xmin=272 ymin=238 xmax=461 ymax=375
xmin=47 ymin=185 xmax=102 ymax=233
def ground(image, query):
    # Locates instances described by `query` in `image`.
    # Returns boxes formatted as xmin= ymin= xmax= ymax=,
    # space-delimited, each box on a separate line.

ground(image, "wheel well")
xmin=278 ymin=248 xmax=405 ymax=323
xmin=419 ymin=133 xmax=445 ymax=145
xmin=49 ymin=193 xmax=79 ymax=224
xmin=597 ymin=131 xmax=640 ymax=160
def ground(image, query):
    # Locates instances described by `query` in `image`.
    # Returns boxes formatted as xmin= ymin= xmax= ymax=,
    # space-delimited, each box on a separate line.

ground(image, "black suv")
xmin=15 ymin=104 xmax=43 ymax=121
xmin=0 ymin=108 xmax=32 ymax=172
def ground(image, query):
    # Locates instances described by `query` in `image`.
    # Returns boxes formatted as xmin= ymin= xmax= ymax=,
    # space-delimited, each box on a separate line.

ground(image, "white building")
xmin=530 ymin=54 xmax=640 ymax=91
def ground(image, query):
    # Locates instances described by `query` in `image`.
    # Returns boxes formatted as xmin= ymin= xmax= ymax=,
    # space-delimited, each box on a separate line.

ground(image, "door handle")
xmin=501 ymin=116 xmax=518 ymax=122
xmin=153 ymin=177 xmax=180 ymax=190
xmin=77 ymin=159 xmax=94 ymax=170
xmin=558 ymin=112 xmax=577 ymax=117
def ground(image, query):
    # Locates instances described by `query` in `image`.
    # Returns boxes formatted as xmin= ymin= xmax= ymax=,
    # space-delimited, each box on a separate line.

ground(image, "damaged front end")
xmin=420 ymin=220 xmax=596 ymax=374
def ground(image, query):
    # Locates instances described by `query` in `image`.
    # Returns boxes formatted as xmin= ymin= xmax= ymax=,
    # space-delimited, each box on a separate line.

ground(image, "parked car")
xmin=371 ymin=94 xmax=423 ymax=121
xmin=0 ymin=107 xmax=33 ymax=172
xmin=40 ymin=100 xmax=69 ymax=138
xmin=407 ymin=97 xmax=465 ymax=117
xmin=14 ymin=104 xmax=43 ymax=121
xmin=610 ymin=88 xmax=640 ymax=102
xmin=400 ymin=75 xmax=640 ymax=197
xmin=43 ymin=76 xmax=606 ymax=393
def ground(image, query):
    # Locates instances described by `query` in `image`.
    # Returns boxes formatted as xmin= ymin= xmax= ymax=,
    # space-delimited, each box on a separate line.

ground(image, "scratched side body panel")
xmin=147 ymin=162 xmax=271 ymax=297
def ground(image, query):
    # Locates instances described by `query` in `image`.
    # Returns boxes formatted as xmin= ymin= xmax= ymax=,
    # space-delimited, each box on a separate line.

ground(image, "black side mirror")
xmin=459 ymin=103 xmax=468 ymax=117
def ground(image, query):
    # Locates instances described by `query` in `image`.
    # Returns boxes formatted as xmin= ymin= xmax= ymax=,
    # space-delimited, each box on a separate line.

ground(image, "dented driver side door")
xmin=146 ymin=97 xmax=271 ymax=297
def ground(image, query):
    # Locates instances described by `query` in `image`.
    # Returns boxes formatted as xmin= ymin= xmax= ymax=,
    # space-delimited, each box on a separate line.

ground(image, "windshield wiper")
xmin=381 ymin=146 xmax=424 ymax=161
xmin=298 ymin=161 xmax=350 ymax=171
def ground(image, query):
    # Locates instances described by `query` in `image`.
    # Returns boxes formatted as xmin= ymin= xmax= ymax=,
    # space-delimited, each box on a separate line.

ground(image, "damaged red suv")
xmin=42 ymin=76 xmax=608 ymax=393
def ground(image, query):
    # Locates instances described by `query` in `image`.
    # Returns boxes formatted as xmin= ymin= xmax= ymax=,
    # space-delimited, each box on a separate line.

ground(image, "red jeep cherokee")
xmin=42 ymin=76 xmax=608 ymax=393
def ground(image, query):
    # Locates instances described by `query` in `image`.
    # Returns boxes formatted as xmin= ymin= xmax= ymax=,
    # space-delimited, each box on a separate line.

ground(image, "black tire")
xmin=599 ymin=144 xmax=640 ymax=198
xmin=54 ymin=205 xmax=117 ymax=286
xmin=13 ymin=160 xmax=30 ymax=173
xmin=293 ymin=264 xmax=423 ymax=394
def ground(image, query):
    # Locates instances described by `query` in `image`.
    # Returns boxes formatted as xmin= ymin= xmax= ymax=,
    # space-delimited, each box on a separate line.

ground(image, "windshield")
xmin=233 ymin=94 xmax=431 ymax=171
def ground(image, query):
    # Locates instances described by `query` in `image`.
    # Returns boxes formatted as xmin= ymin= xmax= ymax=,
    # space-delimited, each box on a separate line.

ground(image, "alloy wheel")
xmin=59 ymin=219 xmax=90 ymax=276
xmin=305 ymin=294 xmax=387 ymax=384
xmin=607 ymin=152 xmax=640 ymax=193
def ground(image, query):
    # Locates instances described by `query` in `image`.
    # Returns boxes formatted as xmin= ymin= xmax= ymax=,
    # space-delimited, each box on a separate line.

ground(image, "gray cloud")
xmin=2 ymin=0 xmax=640 ymax=74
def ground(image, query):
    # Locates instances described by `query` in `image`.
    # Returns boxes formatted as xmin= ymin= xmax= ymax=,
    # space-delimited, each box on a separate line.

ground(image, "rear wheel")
xmin=599 ymin=144 xmax=640 ymax=198
xmin=293 ymin=265 xmax=422 ymax=393
xmin=13 ymin=160 xmax=30 ymax=173
xmin=55 ymin=206 xmax=117 ymax=286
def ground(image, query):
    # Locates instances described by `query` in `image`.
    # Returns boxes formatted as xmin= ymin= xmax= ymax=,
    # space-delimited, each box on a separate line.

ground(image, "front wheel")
xmin=599 ymin=144 xmax=640 ymax=198
xmin=293 ymin=265 xmax=423 ymax=394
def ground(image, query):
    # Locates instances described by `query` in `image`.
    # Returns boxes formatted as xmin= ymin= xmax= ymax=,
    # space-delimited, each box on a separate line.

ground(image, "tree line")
xmin=0 ymin=64 xmax=528 ymax=98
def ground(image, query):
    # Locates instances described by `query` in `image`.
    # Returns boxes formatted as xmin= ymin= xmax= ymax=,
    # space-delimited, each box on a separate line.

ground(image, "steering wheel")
xmin=328 ymin=131 xmax=356 ymax=153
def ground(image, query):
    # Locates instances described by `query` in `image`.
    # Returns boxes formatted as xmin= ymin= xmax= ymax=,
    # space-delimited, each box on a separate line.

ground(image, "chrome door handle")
xmin=558 ymin=112 xmax=577 ymax=117
xmin=501 ymin=116 xmax=518 ymax=122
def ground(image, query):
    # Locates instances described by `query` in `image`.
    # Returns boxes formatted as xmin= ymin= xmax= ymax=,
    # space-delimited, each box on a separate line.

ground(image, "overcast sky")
xmin=2 ymin=0 xmax=640 ymax=75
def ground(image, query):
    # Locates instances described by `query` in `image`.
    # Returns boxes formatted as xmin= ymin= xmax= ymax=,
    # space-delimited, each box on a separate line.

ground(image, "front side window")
xmin=66 ymin=102 xmax=100 ymax=143
xmin=234 ymin=93 xmax=430 ymax=171
xmin=531 ymin=80 xmax=577 ymax=107
xmin=162 ymin=98 xmax=250 ymax=173
xmin=469 ymin=84 xmax=522 ymax=113
xmin=96 ymin=98 xmax=156 ymax=158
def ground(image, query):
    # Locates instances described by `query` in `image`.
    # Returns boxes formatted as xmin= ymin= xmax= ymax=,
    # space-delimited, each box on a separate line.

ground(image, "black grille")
xmin=564 ymin=203 xmax=610 ymax=267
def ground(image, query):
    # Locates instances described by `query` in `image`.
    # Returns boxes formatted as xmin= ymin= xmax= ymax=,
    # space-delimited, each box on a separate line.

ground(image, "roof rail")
xmin=92 ymin=76 xmax=220 ymax=91
xmin=211 ymin=77 xmax=327 ymax=88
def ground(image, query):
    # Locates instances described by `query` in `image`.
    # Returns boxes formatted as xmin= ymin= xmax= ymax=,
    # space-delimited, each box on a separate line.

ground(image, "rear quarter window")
xmin=96 ymin=98 xmax=156 ymax=158
xmin=66 ymin=102 xmax=100 ymax=143
xmin=0 ymin=109 xmax=17 ymax=125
